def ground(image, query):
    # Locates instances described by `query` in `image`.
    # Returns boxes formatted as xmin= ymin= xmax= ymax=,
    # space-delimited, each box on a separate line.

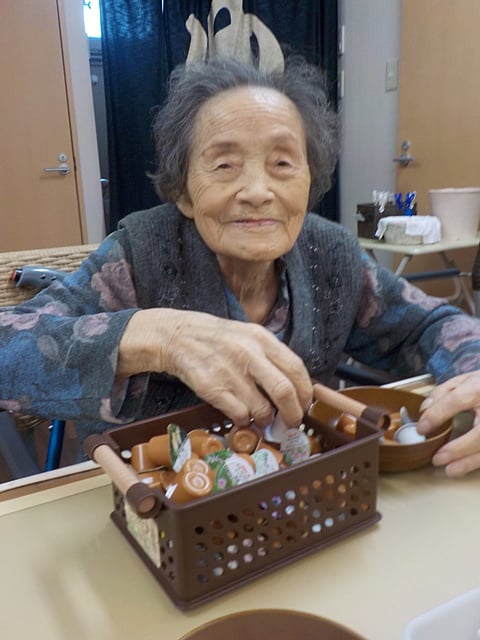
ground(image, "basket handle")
xmin=84 ymin=434 xmax=163 ymax=518
xmin=313 ymin=383 xmax=390 ymax=430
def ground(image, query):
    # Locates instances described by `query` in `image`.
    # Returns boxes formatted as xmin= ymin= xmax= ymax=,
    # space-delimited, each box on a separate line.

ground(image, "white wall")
xmin=339 ymin=0 xmax=402 ymax=233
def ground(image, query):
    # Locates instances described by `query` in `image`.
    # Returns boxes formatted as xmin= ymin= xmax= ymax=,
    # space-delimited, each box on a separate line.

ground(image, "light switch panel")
xmin=385 ymin=59 xmax=398 ymax=92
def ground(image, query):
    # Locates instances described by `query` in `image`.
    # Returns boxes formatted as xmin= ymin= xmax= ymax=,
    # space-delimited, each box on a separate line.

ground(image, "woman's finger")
xmin=419 ymin=371 xmax=480 ymax=433
xmin=170 ymin=316 xmax=312 ymax=425
xmin=196 ymin=373 xmax=276 ymax=427
xmin=431 ymin=416 xmax=480 ymax=476
xmin=443 ymin=451 xmax=480 ymax=477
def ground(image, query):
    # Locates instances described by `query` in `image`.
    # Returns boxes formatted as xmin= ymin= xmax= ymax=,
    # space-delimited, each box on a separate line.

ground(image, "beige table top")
xmin=0 ymin=446 xmax=478 ymax=639
xmin=359 ymin=235 xmax=480 ymax=255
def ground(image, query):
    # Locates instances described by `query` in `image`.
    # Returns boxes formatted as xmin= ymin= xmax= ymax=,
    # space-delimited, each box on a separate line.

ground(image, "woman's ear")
xmin=176 ymin=193 xmax=194 ymax=219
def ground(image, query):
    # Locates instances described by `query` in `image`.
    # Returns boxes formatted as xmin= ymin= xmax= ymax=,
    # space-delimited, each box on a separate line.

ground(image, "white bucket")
xmin=429 ymin=187 xmax=480 ymax=241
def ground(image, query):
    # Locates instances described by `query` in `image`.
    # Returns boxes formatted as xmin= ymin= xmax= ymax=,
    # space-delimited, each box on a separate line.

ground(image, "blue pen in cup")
xmin=394 ymin=192 xmax=403 ymax=213
xmin=404 ymin=191 xmax=416 ymax=216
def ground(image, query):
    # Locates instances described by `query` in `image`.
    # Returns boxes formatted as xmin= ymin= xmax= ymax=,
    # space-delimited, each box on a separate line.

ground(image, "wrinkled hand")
xmin=118 ymin=308 xmax=313 ymax=428
xmin=417 ymin=371 xmax=480 ymax=477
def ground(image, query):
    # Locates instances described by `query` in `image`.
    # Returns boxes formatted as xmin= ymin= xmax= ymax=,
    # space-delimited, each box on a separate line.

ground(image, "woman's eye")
xmin=215 ymin=163 xmax=232 ymax=170
xmin=276 ymin=160 xmax=292 ymax=168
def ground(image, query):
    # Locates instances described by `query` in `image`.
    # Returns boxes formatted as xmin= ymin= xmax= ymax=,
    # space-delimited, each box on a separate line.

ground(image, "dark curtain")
xmin=99 ymin=1 xmax=170 ymax=230
xmin=100 ymin=0 xmax=338 ymax=232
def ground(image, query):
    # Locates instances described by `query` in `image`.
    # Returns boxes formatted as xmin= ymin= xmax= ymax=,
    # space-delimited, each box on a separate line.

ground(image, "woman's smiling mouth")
xmin=232 ymin=218 xmax=278 ymax=228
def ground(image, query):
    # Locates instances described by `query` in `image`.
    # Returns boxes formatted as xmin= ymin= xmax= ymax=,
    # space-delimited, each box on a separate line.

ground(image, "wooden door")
xmin=396 ymin=0 xmax=480 ymax=296
xmin=0 ymin=0 xmax=84 ymax=251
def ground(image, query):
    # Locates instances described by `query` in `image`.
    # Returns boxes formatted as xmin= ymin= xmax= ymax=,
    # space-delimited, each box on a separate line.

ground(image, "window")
xmin=83 ymin=0 xmax=101 ymax=38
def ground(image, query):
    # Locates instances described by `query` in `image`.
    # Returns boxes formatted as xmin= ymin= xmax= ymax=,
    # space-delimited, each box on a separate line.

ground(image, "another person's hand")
xmin=118 ymin=308 xmax=313 ymax=428
xmin=417 ymin=371 xmax=480 ymax=476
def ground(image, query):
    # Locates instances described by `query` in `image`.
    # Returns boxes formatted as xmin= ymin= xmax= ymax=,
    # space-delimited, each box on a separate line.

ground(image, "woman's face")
xmin=177 ymin=86 xmax=311 ymax=265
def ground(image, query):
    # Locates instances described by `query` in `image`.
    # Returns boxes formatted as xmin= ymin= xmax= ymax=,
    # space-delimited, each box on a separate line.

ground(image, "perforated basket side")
xmin=108 ymin=410 xmax=380 ymax=609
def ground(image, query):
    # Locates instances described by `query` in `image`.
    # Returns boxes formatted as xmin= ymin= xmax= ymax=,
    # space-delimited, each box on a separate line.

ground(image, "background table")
xmin=359 ymin=236 xmax=479 ymax=313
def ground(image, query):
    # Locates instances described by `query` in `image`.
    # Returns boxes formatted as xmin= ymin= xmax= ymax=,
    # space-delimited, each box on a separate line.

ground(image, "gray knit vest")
xmin=119 ymin=204 xmax=364 ymax=413
xmin=120 ymin=204 xmax=362 ymax=377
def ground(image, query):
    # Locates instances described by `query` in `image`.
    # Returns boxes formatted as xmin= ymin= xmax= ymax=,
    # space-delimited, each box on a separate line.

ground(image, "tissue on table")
xmin=375 ymin=215 xmax=441 ymax=244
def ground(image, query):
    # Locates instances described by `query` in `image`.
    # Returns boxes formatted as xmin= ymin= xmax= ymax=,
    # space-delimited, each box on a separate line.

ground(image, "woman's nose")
xmin=236 ymin=168 xmax=274 ymax=206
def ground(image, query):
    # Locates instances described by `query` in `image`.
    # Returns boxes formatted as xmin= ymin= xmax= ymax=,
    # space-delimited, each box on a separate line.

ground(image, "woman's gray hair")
xmin=150 ymin=57 xmax=340 ymax=210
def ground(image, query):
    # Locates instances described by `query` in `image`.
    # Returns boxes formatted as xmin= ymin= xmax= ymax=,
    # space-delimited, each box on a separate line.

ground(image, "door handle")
xmin=393 ymin=139 xmax=416 ymax=167
xmin=393 ymin=154 xmax=416 ymax=167
xmin=43 ymin=163 xmax=70 ymax=175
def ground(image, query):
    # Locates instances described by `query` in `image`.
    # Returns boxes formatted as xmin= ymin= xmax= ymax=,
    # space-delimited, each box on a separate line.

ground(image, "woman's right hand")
xmin=117 ymin=308 xmax=312 ymax=428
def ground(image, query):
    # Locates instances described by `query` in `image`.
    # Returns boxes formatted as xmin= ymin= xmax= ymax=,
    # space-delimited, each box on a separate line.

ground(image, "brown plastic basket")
xmin=85 ymin=401 xmax=382 ymax=610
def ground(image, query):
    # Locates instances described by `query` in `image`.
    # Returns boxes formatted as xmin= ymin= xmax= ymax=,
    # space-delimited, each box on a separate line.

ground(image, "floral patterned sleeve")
xmin=0 ymin=231 xmax=147 ymax=423
xmin=345 ymin=253 xmax=480 ymax=382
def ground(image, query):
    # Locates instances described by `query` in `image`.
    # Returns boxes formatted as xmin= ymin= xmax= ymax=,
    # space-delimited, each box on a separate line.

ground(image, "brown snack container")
xmin=137 ymin=470 xmax=164 ymax=490
xmin=147 ymin=433 xmax=171 ymax=467
xmin=167 ymin=470 xmax=213 ymax=503
xmin=228 ymin=425 xmax=260 ymax=453
xmin=179 ymin=457 xmax=213 ymax=477
xmin=188 ymin=429 xmax=225 ymax=458
xmin=131 ymin=442 xmax=156 ymax=472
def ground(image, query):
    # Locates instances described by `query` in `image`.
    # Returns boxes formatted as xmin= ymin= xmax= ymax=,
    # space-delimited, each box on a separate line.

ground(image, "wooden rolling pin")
xmin=313 ymin=383 xmax=390 ymax=429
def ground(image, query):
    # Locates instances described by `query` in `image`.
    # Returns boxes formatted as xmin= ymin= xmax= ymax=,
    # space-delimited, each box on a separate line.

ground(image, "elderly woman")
xmin=1 ymin=57 xmax=480 ymax=476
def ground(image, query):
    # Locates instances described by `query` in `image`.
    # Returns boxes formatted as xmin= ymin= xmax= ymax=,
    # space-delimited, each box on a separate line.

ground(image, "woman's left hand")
xmin=417 ymin=371 xmax=480 ymax=476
